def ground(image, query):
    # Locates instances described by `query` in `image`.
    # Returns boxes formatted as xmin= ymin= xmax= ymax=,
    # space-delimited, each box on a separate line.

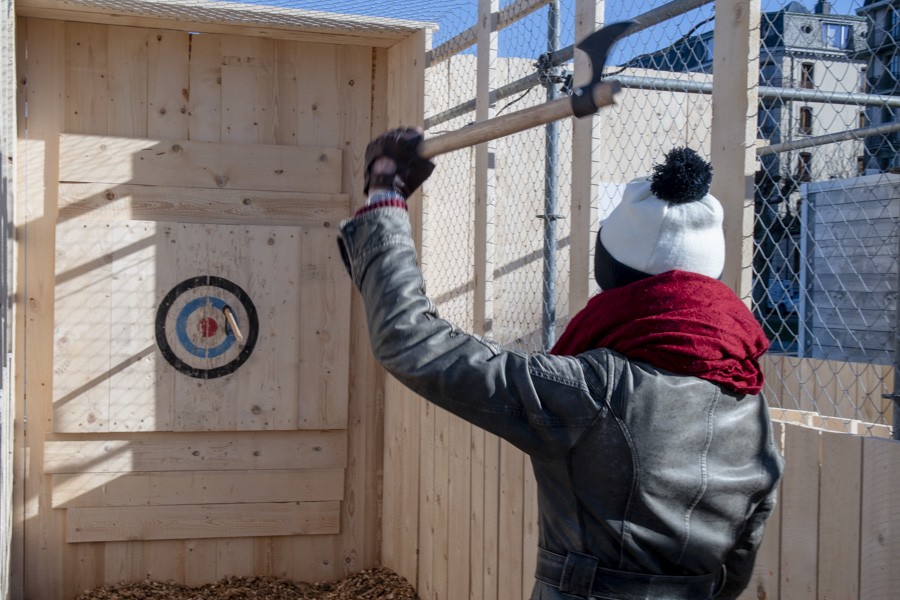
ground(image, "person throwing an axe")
xmin=337 ymin=128 xmax=784 ymax=600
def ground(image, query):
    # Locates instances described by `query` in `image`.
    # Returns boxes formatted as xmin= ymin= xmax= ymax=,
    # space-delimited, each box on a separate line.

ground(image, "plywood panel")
xmin=67 ymin=501 xmax=341 ymax=542
xmin=59 ymin=134 xmax=342 ymax=194
xmin=44 ymin=430 xmax=347 ymax=473
xmin=52 ymin=469 xmax=344 ymax=507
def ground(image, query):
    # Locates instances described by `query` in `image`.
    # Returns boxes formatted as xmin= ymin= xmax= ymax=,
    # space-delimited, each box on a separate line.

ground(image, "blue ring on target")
xmin=175 ymin=296 xmax=236 ymax=359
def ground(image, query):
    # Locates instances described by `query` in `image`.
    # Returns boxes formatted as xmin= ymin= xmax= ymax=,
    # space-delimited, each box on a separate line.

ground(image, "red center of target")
xmin=199 ymin=317 xmax=219 ymax=338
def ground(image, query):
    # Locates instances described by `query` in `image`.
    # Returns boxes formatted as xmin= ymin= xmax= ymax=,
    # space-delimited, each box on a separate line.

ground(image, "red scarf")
xmin=550 ymin=271 xmax=769 ymax=395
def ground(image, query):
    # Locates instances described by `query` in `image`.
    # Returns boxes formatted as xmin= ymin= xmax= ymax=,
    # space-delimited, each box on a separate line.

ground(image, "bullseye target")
xmin=156 ymin=276 xmax=259 ymax=379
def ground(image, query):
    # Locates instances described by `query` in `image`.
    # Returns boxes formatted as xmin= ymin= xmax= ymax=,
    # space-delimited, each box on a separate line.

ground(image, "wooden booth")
xmin=12 ymin=0 xmax=429 ymax=597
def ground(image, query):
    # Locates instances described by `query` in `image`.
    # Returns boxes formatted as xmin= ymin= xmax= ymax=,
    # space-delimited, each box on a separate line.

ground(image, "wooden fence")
xmin=381 ymin=381 xmax=900 ymax=600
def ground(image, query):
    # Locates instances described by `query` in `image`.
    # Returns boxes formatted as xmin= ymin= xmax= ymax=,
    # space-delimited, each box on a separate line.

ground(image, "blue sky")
xmin=234 ymin=0 xmax=867 ymax=61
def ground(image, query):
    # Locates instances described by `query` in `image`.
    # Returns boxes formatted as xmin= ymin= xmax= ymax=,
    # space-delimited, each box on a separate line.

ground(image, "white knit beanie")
xmin=596 ymin=147 xmax=725 ymax=287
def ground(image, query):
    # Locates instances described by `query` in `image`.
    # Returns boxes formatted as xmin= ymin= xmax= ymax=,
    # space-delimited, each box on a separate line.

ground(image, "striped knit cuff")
xmin=354 ymin=198 xmax=408 ymax=217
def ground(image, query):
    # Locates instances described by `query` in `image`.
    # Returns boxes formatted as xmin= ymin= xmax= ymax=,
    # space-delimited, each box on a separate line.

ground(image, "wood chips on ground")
xmin=74 ymin=567 xmax=420 ymax=600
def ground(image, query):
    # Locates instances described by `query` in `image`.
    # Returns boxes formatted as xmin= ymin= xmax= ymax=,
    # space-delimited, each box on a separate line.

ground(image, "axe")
xmin=418 ymin=21 xmax=636 ymax=160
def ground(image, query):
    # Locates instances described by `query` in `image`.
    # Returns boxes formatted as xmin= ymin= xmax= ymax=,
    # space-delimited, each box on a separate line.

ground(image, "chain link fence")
xmin=421 ymin=0 xmax=899 ymax=437
xmin=7 ymin=1 xmax=898 ymax=436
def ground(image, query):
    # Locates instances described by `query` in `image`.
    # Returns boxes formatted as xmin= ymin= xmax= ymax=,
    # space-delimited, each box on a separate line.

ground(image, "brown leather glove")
xmin=364 ymin=127 xmax=435 ymax=198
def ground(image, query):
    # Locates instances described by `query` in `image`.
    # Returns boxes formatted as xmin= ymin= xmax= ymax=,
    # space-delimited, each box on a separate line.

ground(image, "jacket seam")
xmin=677 ymin=386 xmax=721 ymax=563
xmin=605 ymin=352 xmax=640 ymax=570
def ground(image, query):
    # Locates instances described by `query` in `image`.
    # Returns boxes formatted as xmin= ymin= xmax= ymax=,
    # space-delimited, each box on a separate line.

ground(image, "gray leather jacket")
xmin=339 ymin=207 xmax=783 ymax=600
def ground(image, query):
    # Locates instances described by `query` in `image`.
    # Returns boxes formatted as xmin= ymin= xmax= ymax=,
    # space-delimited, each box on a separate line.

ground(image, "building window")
xmin=859 ymin=110 xmax=867 ymax=129
xmin=891 ymin=54 xmax=900 ymax=79
xmin=706 ymin=38 xmax=715 ymax=63
xmin=758 ymin=103 xmax=778 ymax=138
xmin=857 ymin=156 xmax=866 ymax=175
xmin=799 ymin=106 xmax=813 ymax=135
xmin=860 ymin=67 xmax=867 ymax=93
xmin=760 ymin=62 xmax=777 ymax=85
xmin=882 ymin=106 xmax=894 ymax=123
xmin=800 ymin=63 xmax=814 ymax=89
xmin=822 ymin=23 xmax=851 ymax=49
xmin=798 ymin=152 xmax=813 ymax=182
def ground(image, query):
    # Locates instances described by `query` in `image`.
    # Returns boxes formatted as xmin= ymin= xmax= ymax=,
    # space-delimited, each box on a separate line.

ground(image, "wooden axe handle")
xmin=418 ymin=80 xmax=622 ymax=160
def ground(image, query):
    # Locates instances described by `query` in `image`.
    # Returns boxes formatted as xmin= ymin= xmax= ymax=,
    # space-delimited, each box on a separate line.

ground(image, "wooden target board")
xmin=52 ymin=135 xmax=353 ymax=434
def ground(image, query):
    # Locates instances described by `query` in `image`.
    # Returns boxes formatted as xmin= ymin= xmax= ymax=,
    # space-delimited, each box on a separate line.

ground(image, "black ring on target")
xmin=155 ymin=276 xmax=259 ymax=379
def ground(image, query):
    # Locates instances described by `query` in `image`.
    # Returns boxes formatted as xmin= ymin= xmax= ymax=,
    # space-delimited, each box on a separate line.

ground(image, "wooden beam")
xmin=860 ymin=436 xmax=900 ymax=598
xmin=66 ymin=501 xmax=341 ymax=542
xmin=59 ymin=134 xmax=343 ymax=194
xmin=16 ymin=0 xmax=430 ymax=47
xmin=51 ymin=469 xmax=345 ymax=508
xmin=474 ymin=0 xmax=497 ymax=338
xmin=818 ymin=431 xmax=862 ymax=599
xmin=779 ymin=424 xmax=819 ymax=600
xmin=44 ymin=431 xmax=347 ymax=473
xmin=15 ymin=17 xmax=67 ymax=600
xmin=427 ymin=0 xmax=550 ymax=66
xmin=710 ymin=0 xmax=760 ymax=300
xmin=569 ymin=0 xmax=604 ymax=314
xmin=58 ymin=182 xmax=349 ymax=226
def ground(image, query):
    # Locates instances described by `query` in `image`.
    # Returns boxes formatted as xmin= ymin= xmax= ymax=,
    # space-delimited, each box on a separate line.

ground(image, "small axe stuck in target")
xmin=417 ymin=20 xmax=637 ymax=160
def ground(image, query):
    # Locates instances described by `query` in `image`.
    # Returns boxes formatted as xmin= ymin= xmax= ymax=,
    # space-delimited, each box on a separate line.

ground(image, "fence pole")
xmin=894 ymin=226 xmax=900 ymax=439
xmin=710 ymin=0 xmax=761 ymax=300
xmin=475 ymin=0 xmax=497 ymax=338
xmin=569 ymin=0 xmax=604 ymax=314
xmin=541 ymin=0 xmax=561 ymax=350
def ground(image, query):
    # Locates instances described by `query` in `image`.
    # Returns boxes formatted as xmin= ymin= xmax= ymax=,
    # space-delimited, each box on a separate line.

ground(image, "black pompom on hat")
xmin=650 ymin=147 xmax=714 ymax=204
xmin=595 ymin=147 xmax=725 ymax=289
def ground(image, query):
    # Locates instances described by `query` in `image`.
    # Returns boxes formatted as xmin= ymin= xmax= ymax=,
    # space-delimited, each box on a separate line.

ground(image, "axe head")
xmin=576 ymin=21 xmax=637 ymax=85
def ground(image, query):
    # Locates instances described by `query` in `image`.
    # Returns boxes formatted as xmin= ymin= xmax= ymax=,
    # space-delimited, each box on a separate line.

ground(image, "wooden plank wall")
xmin=740 ymin=422 xmax=900 ymax=600
xmin=14 ymin=15 xmax=424 ymax=599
